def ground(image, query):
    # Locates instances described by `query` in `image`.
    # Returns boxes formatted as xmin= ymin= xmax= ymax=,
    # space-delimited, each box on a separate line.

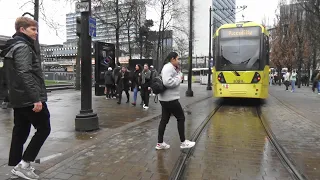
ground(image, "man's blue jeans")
xmin=291 ymin=80 xmax=296 ymax=92
xmin=133 ymin=87 xmax=138 ymax=103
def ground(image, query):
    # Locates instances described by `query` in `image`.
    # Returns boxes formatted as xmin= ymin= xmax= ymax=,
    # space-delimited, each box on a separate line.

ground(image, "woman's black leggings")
xmin=158 ymin=100 xmax=185 ymax=143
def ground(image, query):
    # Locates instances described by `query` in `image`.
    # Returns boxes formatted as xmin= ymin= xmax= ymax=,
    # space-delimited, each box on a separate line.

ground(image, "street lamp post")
xmin=75 ymin=0 xmax=99 ymax=132
xmin=207 ymin=7 xmax=212 ymax=91
xmin=186 ymin=0 xmax=194 ymax=97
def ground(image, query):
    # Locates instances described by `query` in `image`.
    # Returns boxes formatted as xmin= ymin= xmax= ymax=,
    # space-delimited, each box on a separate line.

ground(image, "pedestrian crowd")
xmin=103 ymin=63 xmax=159 ymax=110
xmin=269 ymin=70 xmax=320 ymax=94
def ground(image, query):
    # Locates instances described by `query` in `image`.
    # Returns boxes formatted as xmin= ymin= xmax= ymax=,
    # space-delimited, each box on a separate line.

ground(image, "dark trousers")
xmin=8 ymin=103 xmax=51 ymax=166
xmin=284 ymin=81 xmax=289 ymax=90
xmin=141 ymin=86 xmax=150 ymax=106
xmin=118 ymin=89 xmax=129 ymax=103
xmin=158 ymin=100 xmax=185 ymax=143
xmin=105 ymin=84 xmax=113 ymax=98
xmin=312 ymin=81 xmax=318 ymax=92
xmin=4 ymin=95 xmax=9 ymax=102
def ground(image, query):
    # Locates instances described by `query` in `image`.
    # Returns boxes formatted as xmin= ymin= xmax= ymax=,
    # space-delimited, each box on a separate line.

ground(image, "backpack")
xmin=150 ymin=75 xmax=166 ymax=95
xmin=151 ymin=69 xmax=158 ymax=81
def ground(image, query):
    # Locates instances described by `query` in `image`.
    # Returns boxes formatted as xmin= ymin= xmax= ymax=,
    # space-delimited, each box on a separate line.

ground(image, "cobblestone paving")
xmin=183 ymin=106 xmax=293 ymax=180
xmin=261 ymin=93 xmax=320 ymax=180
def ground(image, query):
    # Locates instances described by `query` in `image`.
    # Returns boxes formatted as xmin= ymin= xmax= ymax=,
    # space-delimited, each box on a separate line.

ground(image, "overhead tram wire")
xmin=212 ymin=6 xmax=248 ymax=26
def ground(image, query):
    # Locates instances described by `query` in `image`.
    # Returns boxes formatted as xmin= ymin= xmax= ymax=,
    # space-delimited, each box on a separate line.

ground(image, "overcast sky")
xmin=0 ymin=0 xmax=281 ymax=45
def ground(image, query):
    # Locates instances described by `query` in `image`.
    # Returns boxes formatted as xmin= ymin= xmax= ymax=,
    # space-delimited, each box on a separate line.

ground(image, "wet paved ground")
xmin=262 ymin=85 xmax=320 ymax=179
xmin=35 ymin=98 xmax=218 ymax=180
xmin=182 ymin=106 xmax=292 ymax=180
xmin=0 ymin=84 xmax=213 ymax=179
xmin=1 ymin=84 xmax=320 ymax=180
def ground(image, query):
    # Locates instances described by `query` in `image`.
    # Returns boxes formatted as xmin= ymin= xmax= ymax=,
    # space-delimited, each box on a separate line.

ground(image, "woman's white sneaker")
xmin=155 ymin=142 xmax=170 ymax=150
xmin=180 ymin=140 xmax=195 ymax=149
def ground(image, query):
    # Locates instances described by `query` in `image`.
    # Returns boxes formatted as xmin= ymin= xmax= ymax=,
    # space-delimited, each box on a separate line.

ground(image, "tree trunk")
xmin=127 ymin=24 xmax=132 ymax=60
xmin=161 ymin=18 xmax=165 ymax=65
xmin=307 ymin=59 xmax=311 ymax=86
xmin=145 ymin=34 xmax=148 ymax=58
xmin=312 ymin=45 xmax=317 ymax=72
xmin=156 ymin=4 xmax=165 ymax=71
xmin=140 ymin=33 xmax=143 ymax=59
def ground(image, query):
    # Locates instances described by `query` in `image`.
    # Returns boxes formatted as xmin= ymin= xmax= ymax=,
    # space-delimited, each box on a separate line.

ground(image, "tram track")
xmin=170 ymin=103 xmax=306 ymax=180
xmin=257 ymin=107 xmax=306 ymax=180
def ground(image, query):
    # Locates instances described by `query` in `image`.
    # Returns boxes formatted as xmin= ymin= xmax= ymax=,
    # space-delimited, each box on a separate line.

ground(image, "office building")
xmin=212 ymin=0 xmax=236 ymax=28
xmin=172 ymin=0 xmax=235 ymax=57
xmin=66 ymin=2 xmax=146 ymax=57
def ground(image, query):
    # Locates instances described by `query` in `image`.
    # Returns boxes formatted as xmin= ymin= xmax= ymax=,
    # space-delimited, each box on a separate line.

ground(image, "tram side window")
xmin=212 ymin=37 xmax=218 ymax=67
xmin=265 ymin=35 xmax=270 ymax=65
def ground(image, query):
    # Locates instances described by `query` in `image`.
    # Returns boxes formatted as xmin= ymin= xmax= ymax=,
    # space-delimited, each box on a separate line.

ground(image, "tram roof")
xmin=215 ymin=21 xmax=269 ymax=36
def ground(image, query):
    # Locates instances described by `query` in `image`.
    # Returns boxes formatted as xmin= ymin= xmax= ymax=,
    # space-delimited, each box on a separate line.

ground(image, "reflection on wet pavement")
xmin=37 ymin=98 xmax=217 ymax=180
xmin=263 ymin=94 xmax=320 ymax=180
xmin=183 ymin=106 xmax=293 ymax=180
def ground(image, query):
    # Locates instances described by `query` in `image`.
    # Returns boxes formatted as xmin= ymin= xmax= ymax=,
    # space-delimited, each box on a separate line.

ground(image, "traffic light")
xmin=76 ymin=17 xmax=81 ymax=37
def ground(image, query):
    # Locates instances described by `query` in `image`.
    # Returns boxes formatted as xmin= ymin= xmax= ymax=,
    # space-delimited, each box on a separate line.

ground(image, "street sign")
xmin=75 ymin=2 xmax=90 ymax=13
xmin=89 ymin=17 xmax=96 ymax=37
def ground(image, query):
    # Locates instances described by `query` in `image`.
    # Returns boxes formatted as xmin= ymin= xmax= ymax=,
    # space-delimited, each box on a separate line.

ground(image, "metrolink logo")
xmin=228 ymin=30 xmax=253 ymax=36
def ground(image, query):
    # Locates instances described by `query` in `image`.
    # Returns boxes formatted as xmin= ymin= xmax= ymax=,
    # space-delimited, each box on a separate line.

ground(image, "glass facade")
xmin=66 ymin=3 xmax=146 ymax=45
xmin=212 ymin=0 xmax=236 ymax=28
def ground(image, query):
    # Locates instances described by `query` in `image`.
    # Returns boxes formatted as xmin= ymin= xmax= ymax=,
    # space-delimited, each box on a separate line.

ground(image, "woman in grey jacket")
xmin=156 ymin=52 xmax=195 ymax=150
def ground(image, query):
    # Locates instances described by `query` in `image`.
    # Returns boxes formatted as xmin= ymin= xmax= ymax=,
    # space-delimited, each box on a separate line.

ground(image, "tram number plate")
xmin=233 ymin=79 xmax=244 ymax=83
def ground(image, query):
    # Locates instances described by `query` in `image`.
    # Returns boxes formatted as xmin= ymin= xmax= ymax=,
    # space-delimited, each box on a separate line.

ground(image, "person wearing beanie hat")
xmin=104 ymin=67 xmax=114 ymax=99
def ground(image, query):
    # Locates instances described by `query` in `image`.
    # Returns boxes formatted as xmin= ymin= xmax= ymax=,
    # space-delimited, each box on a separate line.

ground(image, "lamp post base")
xmin=206 ymin=86 xmax=212 ymax=90
xmin=75 ymin=112 xmax=99 ymax=132
xmin=185 ymin=89 xmax=194 ymax=97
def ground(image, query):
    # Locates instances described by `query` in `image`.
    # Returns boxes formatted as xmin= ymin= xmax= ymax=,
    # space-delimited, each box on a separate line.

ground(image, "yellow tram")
xmin=212 ymin=22 xmax=270 ymax=99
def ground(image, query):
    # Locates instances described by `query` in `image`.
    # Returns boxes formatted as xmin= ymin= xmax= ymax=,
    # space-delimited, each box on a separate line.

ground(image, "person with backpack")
xmin=150 ymin=65 xmax=158 ymax=96
xmin=155 ymin=52 xmax=195 ymax=150
xmin=0 ymin=66 xmax=10 ymax=109
xmin=0 ymin=17 xmax=50 ymax=180
xmin=104 ymin=67 xmax=114 ymax=99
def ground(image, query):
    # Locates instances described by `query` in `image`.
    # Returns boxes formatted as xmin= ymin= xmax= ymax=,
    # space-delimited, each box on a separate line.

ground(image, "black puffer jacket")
xmin=0 ymin=33 xmax=47 ymax=108
xmin=104 ymin=70 xmax=114 ymax=85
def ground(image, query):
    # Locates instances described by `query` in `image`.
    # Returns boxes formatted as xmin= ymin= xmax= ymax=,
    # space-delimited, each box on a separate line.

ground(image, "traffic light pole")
xmin=186 ymin=0 xmax=194 ymax=97
xmin=75 ymin=0 xmax=99 ymax=132
xmin=207 ymin=7 xmax=212 ymax=91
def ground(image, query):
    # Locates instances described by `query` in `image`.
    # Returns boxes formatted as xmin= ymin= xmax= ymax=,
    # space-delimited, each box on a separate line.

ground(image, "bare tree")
xmin=148 ymin=0 xmax=181 ymax=69
xmin=295 ymin=0 xmax=320 ymax=72
xmin=173 ymin=37 xmax=188 ymax=57
xmin=93 ymin=0 xmax=138 ymax=64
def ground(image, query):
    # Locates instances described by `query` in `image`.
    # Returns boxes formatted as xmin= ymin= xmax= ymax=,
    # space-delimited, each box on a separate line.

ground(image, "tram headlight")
xmin=251 ymin=72 xmax=261 ymax=83
xmin=218 ymin=72 xmax=226 ymax=83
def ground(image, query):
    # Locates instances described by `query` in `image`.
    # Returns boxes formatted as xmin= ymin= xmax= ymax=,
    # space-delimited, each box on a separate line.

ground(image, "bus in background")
xmin=192 ymin=68 xmax=209 ymax=84
xmin=212 ymin=21 xmax=270 ymax=99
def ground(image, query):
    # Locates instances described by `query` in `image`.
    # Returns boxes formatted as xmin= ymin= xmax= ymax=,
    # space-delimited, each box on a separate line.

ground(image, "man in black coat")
xmin=0 ymin=17 xmax=50 ymax=179
xmin=116 ymin=66 xmax=130 ymax=104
